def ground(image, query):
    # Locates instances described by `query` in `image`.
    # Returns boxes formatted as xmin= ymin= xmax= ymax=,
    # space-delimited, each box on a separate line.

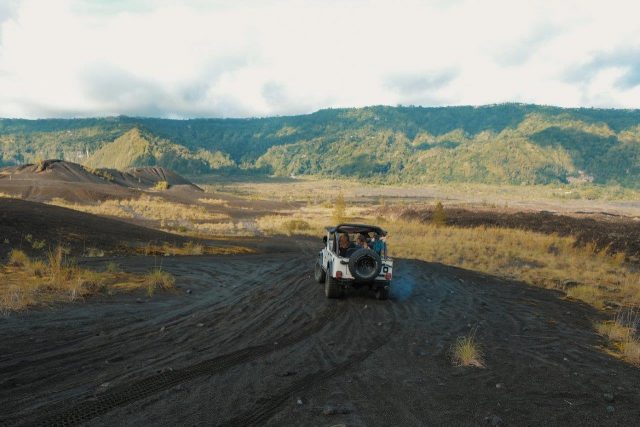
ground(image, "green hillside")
xmin=1 ymin=104 xmax=639 ymax=186
xmin=84 ymin=128 xmax=233 ymax=173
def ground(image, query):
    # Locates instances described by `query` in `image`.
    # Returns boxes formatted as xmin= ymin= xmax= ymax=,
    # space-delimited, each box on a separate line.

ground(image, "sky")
xmin=0 ymin=0 xmax=638 ymax=118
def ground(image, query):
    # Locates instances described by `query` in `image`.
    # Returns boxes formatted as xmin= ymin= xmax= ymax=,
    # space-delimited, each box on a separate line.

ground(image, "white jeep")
xmin=314 ymin=224 xmax=393 ymax=300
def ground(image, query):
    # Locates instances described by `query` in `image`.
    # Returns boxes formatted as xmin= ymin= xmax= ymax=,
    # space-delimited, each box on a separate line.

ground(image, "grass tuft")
xmin=432 ymin=201 xmax=447 ymax=226
xmin=596 ymin=311 xmax=640 ymax=366
xmin=451 ymin=331 xmax=484 ymax=368
xmin=153 ymin=181 xmax=170 ymax=190
xmin=183 ymin=241 xmax=204 ymax=255
xmin=621 ymin=340 xmax=640 ymax=366
xmin=27 ymin=259 xmax=47 ymax=277
xmin=597 ymin=320 xmax=632 ymax=342
xmin=145 ymin=268 xmax=175 ymax=296
xmin=566 ymin=285 xmax=604 ymax=309
xmin=1 ymin=247 xmax=175 ymax=313
xmin=105 ymin=261 xmax=119 ymax=273
xmin=8 ymin=249 xmax=29 ymax=267
xmin=284 ymin=219 xmax=310 ymax=234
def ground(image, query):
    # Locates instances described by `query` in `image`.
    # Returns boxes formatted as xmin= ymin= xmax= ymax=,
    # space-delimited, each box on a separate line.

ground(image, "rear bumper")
xmin=336 ymin=278 xmax=390 ymax=289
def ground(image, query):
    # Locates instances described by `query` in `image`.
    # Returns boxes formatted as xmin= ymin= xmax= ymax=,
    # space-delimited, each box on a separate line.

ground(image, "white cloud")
xmin=0 ymin=0 xmax=638 ymax=118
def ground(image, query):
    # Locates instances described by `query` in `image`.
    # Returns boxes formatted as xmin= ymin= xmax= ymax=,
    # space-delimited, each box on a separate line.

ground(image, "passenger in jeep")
xmin=371 ymin=232 xmax=387 ymax=257
xmin=338 ymin=233 xmax=352 ymax=257
xmin=356 ymin=234 xmax=369 ymax=249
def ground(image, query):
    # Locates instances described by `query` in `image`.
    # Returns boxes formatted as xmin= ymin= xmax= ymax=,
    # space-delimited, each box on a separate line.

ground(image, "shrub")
xmin=47 ymin=246 xmax=74 ymax=288
xmin=284 ymin=219 xmax=310 ymax=234
xmin=28 ymin=259 xmax=47 ymax=277
xmin=31 ymin=239 xmax=46 ymax=250
xmin=153 ymin=181 xmax=170 ymax=190
xmin=8 ymin=249 xmax=29 ymax=267
xmin=432 ymin=201 xmax=447 ymax=226
xmin=105 ymin=261 xmax=119 ymax=273
xmin=621 ymin=340 xmax=640 ymax=366
xmin=145 ymin=268 xmax=175 ymax=296
xmin=451 ymin=331 xmax=484 ymax=367
xmin=597 ymin=316 xmax=640 ymax=366
xmin=85 ymin=247 xmax=105 ymax=257
xmin=597 ymin=320 xmax=632 ymax=342
xmin=184 ymin=241 xmax=204 ymax=255
xmin=332 ymin=192 xmax=346 ymax=223
xmin=47 ymin=246 xmax=64 ymax=274
xmin=79 ymin=270 xmax=107 ymax=293
xmin=566 ymin=285 xmax=604 ymax=309
xmin=0 ymin=285 xmax=27 ymax=315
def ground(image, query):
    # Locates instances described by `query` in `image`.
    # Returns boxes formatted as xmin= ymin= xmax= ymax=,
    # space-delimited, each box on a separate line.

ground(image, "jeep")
xmin=314 ymin=223 xmax=393 ymax=300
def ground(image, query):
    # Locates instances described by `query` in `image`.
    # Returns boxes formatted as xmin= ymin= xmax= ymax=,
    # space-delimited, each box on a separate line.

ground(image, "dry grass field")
xmin=0 ymin=247 xmax=174 ymax=314
xmin=49 ymin=196 xmax=230 ymax=223
xmin=203 ymin=178 xmax=640 ymax=217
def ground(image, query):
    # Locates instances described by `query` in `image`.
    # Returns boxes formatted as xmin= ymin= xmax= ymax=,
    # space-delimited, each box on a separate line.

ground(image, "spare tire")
xmin=348 ymin=248 xmax=382 ymax=282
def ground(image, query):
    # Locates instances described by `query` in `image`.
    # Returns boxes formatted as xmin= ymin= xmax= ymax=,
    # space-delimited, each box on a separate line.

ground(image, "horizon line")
xmin=0 ymin=102 xmax=639 ymax=121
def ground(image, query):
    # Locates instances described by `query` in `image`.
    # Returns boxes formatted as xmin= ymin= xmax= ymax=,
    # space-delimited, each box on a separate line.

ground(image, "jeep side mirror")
xmin=323 ymin=236 xmax=327 ymax=245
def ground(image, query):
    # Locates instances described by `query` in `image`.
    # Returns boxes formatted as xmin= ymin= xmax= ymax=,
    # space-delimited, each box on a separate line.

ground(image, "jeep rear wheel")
xmin=324 ymin=266 xmax=342 ymax=299
xmin=314 ymin=261 xmax=326 ymax=284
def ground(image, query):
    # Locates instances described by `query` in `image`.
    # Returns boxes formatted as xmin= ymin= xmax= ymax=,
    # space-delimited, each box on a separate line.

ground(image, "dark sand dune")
xmin=1 ymin=160 xmax=108 ymax=184
xmin=1 ymin=239 xmax=638 ymax=426
xmin=0 ymin=160 xmax=201 ymax=202
xmin=0 ymin=198 xmax=187 ymax=258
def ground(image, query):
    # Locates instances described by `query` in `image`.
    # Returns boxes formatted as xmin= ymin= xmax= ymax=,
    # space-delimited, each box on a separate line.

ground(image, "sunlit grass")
xmin=152 ymin=180 xmax=170 ymax=190
xmin=198 ymin=197 xmax=229 ymax=207
xmin=8 ymin=249 xmax=29 ymax=267
xmin=135 ymin=241 xmax=253 ymax=256
xmin=49 ymin=196 xmax=230 ymax=223
xmin=145 ymin=267 xmax=175 ymax=297
xmin=597 ymin=312 xmax=640 ymax=366
xmin=0 ymin=249 xmax=173 ymax=314
xmin=451 ymin=332 xmax=484 ymax=368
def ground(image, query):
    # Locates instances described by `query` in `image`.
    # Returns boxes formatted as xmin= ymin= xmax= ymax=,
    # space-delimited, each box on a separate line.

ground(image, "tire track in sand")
xmin=29 ymin=271 xmax=334 ymax=427
xmin=221 ymin=293 xmax=400 ymax=426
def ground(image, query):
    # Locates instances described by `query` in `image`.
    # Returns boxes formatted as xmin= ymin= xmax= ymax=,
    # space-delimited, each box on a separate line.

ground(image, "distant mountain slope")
xmin=1 ymin=104 xmax=639 ymax=186
xmin=84 ymin=128 xmax=153 ymax=170
xmin=83 ymin=128 xmax=232 ymax=174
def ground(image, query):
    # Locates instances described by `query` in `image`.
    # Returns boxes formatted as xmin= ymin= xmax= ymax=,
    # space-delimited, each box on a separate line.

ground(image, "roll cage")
xmin=324 ymin=223 xmax=387 ymax=257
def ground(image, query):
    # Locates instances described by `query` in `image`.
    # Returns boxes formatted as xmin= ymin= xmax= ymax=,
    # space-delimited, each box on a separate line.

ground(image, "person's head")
xmin=339 ymin=233 xmax=349 ymax=247
xmin=356 ymin=235 xmax=366 ymax=247
xmin=373 ymin=232 xmax=381 ymax=241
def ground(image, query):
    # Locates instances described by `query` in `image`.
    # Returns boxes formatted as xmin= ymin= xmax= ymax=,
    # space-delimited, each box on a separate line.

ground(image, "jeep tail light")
xmin=385 ymin=272 xmax=392 ymax=280
xmin=336 ymin=271 xmax=343 ymax=279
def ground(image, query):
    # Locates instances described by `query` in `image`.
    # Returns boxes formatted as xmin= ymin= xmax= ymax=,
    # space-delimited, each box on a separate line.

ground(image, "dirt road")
xmin=1 ymin=238 xmax=639 ymax=426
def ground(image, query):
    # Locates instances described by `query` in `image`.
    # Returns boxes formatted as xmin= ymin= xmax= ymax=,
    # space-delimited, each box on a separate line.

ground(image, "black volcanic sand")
xmin=0 ymin=198 xmax=189 ymax=258
xmin=397 ymin=207 xmax=640 ymax=258
xmin=1 ymin=237 xmax=639 ymax=426
xmin=0 ymin=199 xmax=269 ymax=260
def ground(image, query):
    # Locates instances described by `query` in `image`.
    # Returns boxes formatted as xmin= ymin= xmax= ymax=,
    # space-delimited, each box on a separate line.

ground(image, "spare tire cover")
xmin=348 ymin=248 xmax=382 ymax=282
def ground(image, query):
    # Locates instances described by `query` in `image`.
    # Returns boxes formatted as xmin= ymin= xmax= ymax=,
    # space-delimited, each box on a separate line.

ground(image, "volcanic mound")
xmin=0 ymin=160 xmax=201 ymax=202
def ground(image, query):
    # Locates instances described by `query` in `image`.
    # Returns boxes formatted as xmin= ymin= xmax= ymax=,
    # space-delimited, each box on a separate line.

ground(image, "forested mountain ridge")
xmin=1 ymin=104 xmax=639 ymax=186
